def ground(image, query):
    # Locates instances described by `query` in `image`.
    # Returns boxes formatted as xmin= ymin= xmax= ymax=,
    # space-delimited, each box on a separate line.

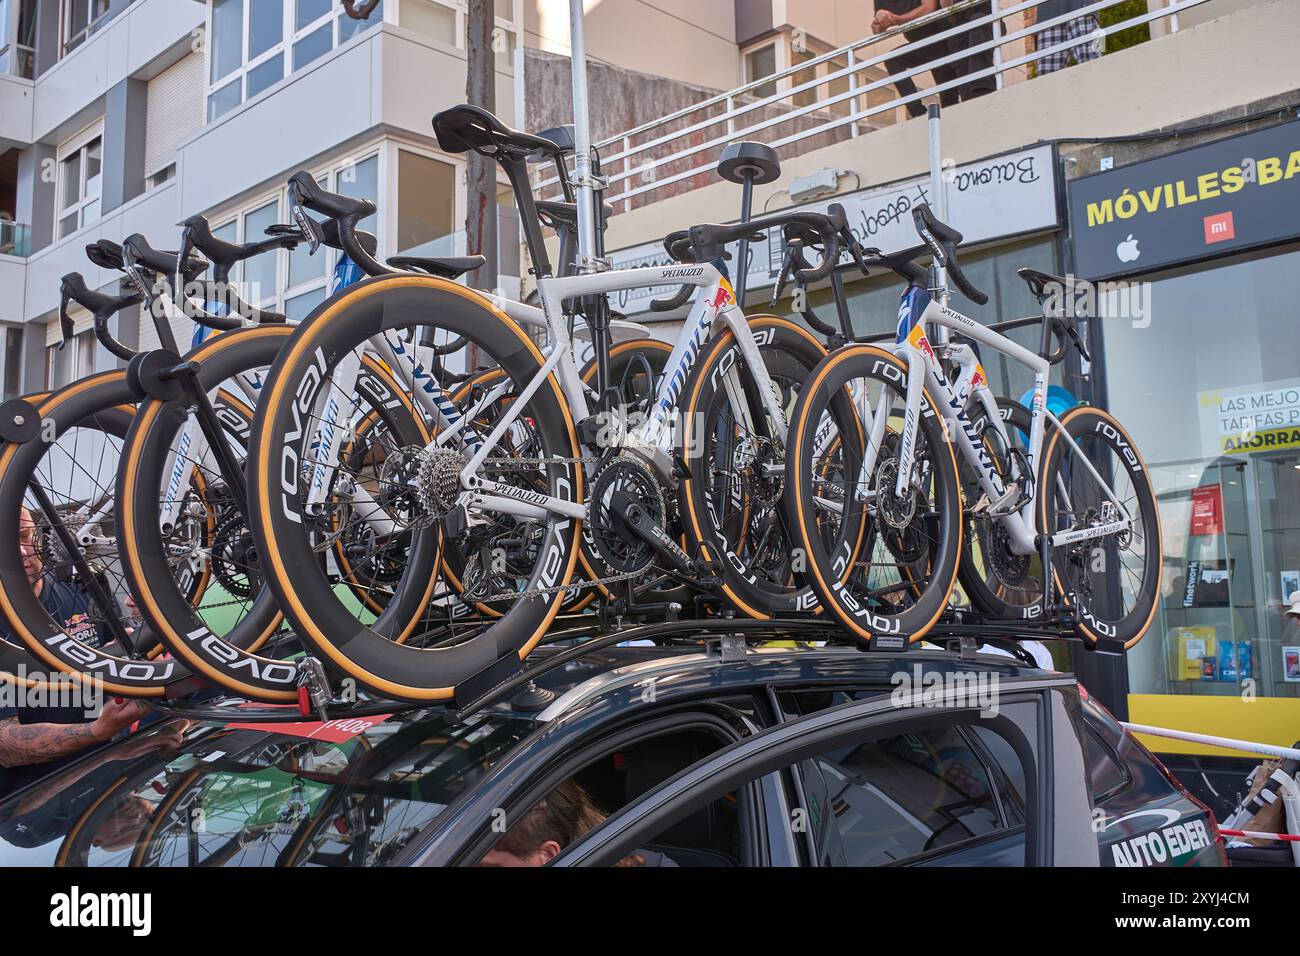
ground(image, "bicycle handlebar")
xmin=287 ymin=171 xmax=389 ymax=279
xmin=59 ymin=272 xmax=142 ymax=360
xmin=910 ymin=203 xmax=988 ymax=306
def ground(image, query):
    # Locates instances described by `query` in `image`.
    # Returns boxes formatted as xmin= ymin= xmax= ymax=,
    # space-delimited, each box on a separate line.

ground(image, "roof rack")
xmin=139 ymin=610 xmax=1120 ymax=725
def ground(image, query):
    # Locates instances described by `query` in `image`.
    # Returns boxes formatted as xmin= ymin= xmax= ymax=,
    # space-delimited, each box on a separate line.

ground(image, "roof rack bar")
xmin=452 ymin=616 xmax=847 ymax=720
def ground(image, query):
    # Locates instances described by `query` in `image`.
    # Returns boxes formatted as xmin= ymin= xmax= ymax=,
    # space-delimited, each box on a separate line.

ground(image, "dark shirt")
xmin=1038 ymin=0 xmax=1092 ymax=19
xmin=876 ymin=0 xmax=948 ymax=39
xmin=0 ymin=577 xmax=107 ymax=797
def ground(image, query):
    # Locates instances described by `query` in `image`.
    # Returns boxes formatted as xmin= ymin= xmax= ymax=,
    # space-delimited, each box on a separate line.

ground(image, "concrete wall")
xmin=600 ymin=0 xmax=1300 ymax=253
xmin=524 ymin=0 xmax=742 ymax=91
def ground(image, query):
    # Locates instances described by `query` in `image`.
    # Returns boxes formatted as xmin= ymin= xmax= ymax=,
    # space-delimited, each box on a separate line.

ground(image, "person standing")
xmin=874 ymin=0 xmax=993 ymax=117
xmin=1035 ymin=0 xmax=1103 ymax=75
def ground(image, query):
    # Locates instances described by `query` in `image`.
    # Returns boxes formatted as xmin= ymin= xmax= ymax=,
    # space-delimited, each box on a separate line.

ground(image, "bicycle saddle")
xmin=123 ymin=233 xmax=208 ymax=281
xmin=536 ymin=200 xmax=614 ymax=229
xmin=1017 ymin=267 xmax=1075 ymax=298
xmin=387 ymin=255 xmax=485 ymax=279
xmin=432 ymin=104 xmax=566 ymax=162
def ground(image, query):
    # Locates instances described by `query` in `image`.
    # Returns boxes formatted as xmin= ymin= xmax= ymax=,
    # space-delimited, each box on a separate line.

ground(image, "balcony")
xmin=573 ymin=0 xmax=1296 ymax=252
xmin=0 ymin=219 xmax=29 ymax=256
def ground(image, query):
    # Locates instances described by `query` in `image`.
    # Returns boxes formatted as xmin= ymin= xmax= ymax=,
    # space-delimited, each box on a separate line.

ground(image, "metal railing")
xmin=539 ymin=0 xmax=1218 ymax=211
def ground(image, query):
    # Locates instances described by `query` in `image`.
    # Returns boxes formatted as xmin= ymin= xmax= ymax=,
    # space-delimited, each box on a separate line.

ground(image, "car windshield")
xmin=0 ymin=705 xmax=532 ymax=867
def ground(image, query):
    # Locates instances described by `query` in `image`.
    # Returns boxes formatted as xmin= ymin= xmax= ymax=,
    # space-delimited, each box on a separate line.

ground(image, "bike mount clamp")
xmin=126 ymin=349 xmax=196 ymax=402
xmin=296 ymin=656 xmax=333 ymax=719
xmin=0 ymin=399 xmax=41 ymax=444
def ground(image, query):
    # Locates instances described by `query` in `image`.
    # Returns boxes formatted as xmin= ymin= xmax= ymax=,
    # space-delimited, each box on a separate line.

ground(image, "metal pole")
xmin=926 ymin=103 xmax=949 ymax=344
xmin=568 ymin=0 xmax=599 ymax=271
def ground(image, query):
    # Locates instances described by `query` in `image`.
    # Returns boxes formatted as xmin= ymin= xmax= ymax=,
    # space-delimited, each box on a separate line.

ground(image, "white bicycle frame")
xmin=878 ymin=292 xmax=1134 ymax=558
xmin=446 ymin=260 xmax=790 ymax=525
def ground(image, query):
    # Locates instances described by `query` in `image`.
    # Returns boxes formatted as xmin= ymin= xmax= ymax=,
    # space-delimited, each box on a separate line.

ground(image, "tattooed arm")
xmin=0 ymin=715 xmax=107 ymax=767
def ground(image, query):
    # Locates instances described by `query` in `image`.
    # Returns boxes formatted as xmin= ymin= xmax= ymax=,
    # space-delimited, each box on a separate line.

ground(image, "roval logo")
xmin=279 ymin=347 xmax=328 ymax=524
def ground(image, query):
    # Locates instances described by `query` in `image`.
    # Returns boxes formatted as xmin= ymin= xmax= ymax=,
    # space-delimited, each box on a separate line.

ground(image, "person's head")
xmin=479 ymin=779 xmax=606 ymax=867
xmin=18 ymin=506 xmax=43 ymax=587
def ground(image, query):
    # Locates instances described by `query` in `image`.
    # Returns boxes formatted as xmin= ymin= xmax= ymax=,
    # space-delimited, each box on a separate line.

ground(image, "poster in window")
xmin=1284 ymin=646 xmax=1300 ymax=682
xmin=1189 ymin=484 xmax=1223 ymax=536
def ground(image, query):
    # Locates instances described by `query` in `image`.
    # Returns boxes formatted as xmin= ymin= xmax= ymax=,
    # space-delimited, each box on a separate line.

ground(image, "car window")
xmin=0 ymin=708 xmax=531 ymax=867
xmin=797 ymin=726 xmax=1007 ymax=865
xmin=782 ymin=688 xmax=1029 ymax=829
xmin=1081 ymin=725 xmax=1129 ymax=801
xmin=477 ymin=725 xmax=747 ymax=868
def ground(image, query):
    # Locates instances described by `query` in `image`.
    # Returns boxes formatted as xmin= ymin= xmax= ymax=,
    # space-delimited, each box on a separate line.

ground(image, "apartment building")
xmin=0 ymin=0 xmax=528 ymax=398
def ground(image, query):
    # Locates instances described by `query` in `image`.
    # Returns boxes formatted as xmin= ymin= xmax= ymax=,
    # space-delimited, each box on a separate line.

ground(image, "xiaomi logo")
xmin=1203 ymin=211 xmax=1235 ymax=244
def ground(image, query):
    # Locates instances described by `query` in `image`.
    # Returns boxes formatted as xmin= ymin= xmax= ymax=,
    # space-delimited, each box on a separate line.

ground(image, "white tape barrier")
xmin=1121 ymin=722 xmax=1300 ymax=762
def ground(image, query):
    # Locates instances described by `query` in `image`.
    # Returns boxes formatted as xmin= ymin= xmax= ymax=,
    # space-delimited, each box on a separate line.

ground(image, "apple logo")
xmin=1116 ymin=234 xmax=1140 ymax=263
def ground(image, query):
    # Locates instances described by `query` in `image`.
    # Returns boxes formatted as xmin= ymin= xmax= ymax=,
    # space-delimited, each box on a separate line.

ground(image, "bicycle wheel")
xmin=784 ymin=345 xmax=963 ymax=646
xmin=248 ymin=274 xmax=582 ymax=701
xmin=956 ymin=396 xmax=1049 ymax=619
xmin=118 ymin=324 xmax=430 ymax=701
xmin=1038 ymin=405 xmax=1161 ymax=648
xmin=0 ymin=375 xmax=184 ymax=695
xmin=680 ymin=316 xmax=858 ymax=618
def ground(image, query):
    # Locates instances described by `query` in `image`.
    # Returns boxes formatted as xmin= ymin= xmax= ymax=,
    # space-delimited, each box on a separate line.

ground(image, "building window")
xmin=743 ymin=41 xmax=777 ymax=99
xmin=44 ymin=326 xmax=94 ymax=389
xmin=0 ymin=0 xmax=38 ymax=78
xmin=61 ymin=0 xmax=111 ymax=57
xmin=56 ymin=123 xmax=103 ymax=240
xmin=206 ymin=0 xmax=385 ymax=122
xmin=396 ymin=148 xmax=455 ymax=256
xmin=397 ymin=0 xmax=517 ymax=68
xmin=3 ymin=326 xmax=22 ymax=400
xmin=212 ymin=150 xmax=381 ymax=312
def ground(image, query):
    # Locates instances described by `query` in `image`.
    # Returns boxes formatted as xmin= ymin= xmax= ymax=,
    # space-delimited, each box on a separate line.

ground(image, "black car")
xmin=0 ymin=626 xmax=1226 ymax=867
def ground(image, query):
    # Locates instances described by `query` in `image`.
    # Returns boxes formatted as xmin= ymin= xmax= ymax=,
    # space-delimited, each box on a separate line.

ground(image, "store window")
xmin=56 ymin=123 xmax=102 ymax=240
xmin=206 ymin=0 xmax=385 ymax=122
xmin=1103 ymin=242 xmax=1300 ymax=701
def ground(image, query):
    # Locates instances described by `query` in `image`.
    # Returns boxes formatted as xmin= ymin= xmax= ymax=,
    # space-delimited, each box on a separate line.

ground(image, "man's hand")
xmin=91 ymin=698 xmax=149 ymax=743
xmin=875 ymin=10 xmax=898 ymax=30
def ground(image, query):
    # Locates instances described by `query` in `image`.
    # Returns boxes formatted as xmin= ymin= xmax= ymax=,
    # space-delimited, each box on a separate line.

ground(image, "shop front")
xmin=1069 ymin=120 xmax=1300 ymax=760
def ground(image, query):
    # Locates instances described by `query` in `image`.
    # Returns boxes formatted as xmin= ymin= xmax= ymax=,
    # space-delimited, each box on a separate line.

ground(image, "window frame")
xmin=553 ymin=687 xmax=1052 ymax=868
xmin=55 ymin=120 xmax=104 ymax=241
xmin=60 ymin=0 xmax=111 ymax=58
xmin=432 ymin=707 xmax=768 ymax=867
xmin=204 ymin=0 xmax=388 ymax=123
xmin=395 ymin=0 xmax=517 ymax=59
